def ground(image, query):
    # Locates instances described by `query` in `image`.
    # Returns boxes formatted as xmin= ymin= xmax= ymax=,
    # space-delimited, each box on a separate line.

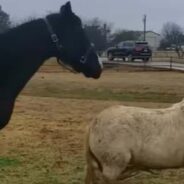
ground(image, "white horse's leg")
xmin=85 ymin=156 xmax=105 ymax=184
xmin=100 ymin=150 xmax=132 ymax=184
xmin=85 ymin=145 xmax=104 ymax=184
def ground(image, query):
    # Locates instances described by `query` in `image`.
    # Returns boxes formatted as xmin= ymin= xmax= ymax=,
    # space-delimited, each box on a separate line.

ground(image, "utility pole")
xmin=103 ymin=23 xmax=107 ymax=47
xmin=143 ymin=14 xmax=147 ymax=41
xmin=103 ymin=23 xmax=110 ymax=48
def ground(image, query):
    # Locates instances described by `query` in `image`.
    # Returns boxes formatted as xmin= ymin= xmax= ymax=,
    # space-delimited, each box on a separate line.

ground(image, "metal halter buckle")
xmin=51 ymin=34 xmax=59 ymax=43
xmin=80 ymin=56 xmax=86 ymax=64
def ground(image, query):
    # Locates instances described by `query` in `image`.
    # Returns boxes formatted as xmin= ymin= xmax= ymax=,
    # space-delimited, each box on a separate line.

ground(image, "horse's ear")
xmin=60 ymin=1 xmax=72 ymax=16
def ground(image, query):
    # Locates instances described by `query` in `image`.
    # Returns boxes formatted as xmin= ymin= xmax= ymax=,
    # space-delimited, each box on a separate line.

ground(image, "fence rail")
xmin=101 ymin=56 xmax=184 ymax=72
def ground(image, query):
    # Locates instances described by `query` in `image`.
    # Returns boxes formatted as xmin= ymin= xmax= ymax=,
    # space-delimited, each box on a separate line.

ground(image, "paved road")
xmin=99 ymin=57 xmax=184 ymax=71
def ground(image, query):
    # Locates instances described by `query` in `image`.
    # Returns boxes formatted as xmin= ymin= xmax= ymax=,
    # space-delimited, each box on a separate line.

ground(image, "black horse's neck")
xmin=0 ymin=17 xmax=59 ymax=129
xmin=0 ymin=18 xmax=57 ymax=94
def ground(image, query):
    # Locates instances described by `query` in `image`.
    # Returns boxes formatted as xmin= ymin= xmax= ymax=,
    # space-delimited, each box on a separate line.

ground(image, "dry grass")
xmin=1 ymin=61 xmax=184 ymax=183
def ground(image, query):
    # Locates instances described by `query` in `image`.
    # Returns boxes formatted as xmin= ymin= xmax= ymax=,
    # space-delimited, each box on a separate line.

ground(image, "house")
xmin=139 ymin=31 xmax=161 ymax=51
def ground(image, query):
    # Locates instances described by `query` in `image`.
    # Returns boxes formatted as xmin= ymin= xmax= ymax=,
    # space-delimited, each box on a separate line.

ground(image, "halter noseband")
xmin=44 ymin=17 xmax=93 ymax=72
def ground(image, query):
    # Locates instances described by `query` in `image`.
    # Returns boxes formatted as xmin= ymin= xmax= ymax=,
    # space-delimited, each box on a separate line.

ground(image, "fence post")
xmin=143 ymin=58 xmax=147 ymax=70
xmin=170 ymin=57 xmax=173 ymax=70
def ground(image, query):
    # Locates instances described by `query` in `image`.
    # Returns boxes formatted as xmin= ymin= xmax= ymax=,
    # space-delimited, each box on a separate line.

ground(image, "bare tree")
xmin=83 ymin=18 xmax=112 ymax=53
xmin=110 ymin=30 xmax=141 ymax=46
xmin=160 ymin=22 xmax=184 ymax=57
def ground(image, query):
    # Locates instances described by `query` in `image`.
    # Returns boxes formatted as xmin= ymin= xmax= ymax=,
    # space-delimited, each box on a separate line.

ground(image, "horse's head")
xmin=46 ymin=2 xmax=103 ymax=79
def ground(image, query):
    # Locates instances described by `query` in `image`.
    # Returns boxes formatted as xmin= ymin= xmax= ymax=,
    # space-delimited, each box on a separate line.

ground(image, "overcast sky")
xmin=0 ymin=0 xmax=184 ymax=33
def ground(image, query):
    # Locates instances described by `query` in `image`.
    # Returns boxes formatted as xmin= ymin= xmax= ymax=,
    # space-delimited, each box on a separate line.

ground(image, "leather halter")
xmin=44 ymin=17 xmax=94 ymax=72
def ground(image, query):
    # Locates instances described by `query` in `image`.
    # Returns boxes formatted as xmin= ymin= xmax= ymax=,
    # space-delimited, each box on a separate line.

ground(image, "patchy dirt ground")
xmin=1 ymin=62 xmax=184 ymax=184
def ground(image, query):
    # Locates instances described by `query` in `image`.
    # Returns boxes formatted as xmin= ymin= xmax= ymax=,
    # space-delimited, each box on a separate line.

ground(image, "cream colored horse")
xmin=86 ymin=100 xmax=184 ymax=184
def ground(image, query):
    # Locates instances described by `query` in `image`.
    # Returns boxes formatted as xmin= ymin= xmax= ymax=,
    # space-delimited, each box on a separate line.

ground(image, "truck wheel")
xmin=108 ymin=52 xmax=114 ymax=61
xmin=127 ymin=54 xmax=133 ymax=61
xmin=143 ymin=58 xmax=149 ymax=62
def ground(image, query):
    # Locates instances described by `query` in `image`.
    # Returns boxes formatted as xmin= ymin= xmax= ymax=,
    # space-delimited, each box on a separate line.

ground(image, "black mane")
xmin=0 ymin=18 xmax=54 ymax=60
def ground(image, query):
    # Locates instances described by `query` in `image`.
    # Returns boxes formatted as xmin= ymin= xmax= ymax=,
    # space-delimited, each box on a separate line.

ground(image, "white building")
xmin=139 ymin=31 xmax=161 ymax=51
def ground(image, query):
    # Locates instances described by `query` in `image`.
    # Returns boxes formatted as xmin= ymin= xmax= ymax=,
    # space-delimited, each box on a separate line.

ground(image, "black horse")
xmin=0 ymin=1 xmax=103 ymax=129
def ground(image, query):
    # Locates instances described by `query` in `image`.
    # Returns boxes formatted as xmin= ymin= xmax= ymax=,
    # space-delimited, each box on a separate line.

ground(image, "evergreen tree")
xmin=0 ymin=5 xmax=11 ymax=33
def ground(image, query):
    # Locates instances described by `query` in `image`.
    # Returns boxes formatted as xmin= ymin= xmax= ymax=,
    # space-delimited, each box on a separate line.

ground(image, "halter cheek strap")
xmin=44 ymin=17 xmax=77 ymax=73
xmin=44 ymin=18 xmax=63 ymax=53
